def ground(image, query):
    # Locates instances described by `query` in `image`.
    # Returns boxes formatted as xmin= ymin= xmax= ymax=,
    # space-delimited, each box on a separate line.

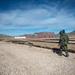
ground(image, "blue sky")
xmin=0 ymin=0 xmax=75 ymax=36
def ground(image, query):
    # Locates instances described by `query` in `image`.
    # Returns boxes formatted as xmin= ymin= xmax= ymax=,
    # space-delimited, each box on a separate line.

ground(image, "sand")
xmin=0 ymin=41 xmax=75 ymax=75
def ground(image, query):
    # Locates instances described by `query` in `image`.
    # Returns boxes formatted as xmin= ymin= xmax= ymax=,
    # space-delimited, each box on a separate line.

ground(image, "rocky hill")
xmin=68 ymin=30 xmax=75 ymax=35
xmin=0 ymin=30 xmax=75 ymax=39
xmin=55 ymin=30 xmax=75 ymax=37
xmin=0 ymin=34 xmax=12 ymax=38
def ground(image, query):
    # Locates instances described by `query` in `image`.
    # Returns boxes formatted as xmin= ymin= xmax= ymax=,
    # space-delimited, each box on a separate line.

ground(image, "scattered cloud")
xmin=0 ymin=1 xmax=75 ymax=35
xmin=0 ymin=7 xmax=75 ymax=30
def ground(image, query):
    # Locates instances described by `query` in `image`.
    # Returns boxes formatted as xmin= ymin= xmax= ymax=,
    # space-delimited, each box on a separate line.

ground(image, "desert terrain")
xmin=0 ymin=41 xmax=75 ymax=75
xmin=0 ymin=31 xmax=75 ymax=75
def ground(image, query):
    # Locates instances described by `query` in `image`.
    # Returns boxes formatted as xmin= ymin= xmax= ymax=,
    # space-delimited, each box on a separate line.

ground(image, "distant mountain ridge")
xmin=0 ymin=30 xmax=75 ymax=38
xmin=68 ymin=30 xmax=75 ymax=35
xmin=54 ymin=30 xmax=75 ymax=37
xmin=0 ymin=34 xmax=12 ymax=38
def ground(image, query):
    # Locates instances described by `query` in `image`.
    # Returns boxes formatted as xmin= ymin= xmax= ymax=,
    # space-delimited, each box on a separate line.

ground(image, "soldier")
xmin=59 ymin=30 xmax=69 ymax=57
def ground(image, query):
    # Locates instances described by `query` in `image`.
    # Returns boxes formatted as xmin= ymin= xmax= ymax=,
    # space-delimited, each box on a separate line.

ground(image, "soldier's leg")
xmin=64 ymin=45 xmax=69 ymax=57
xmin=59 ymin=46 xmax=62 ymax=56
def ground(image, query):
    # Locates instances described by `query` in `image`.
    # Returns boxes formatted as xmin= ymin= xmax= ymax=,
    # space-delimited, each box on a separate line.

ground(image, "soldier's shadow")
xmin=52 ymin=48 xmax=66 ymax=56
xmin=52 ymin=48 xmax=61 ymax=55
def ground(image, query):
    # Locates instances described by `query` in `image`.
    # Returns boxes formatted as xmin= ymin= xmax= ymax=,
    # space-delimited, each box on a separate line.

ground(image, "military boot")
xmin=65 ymin=53 xmax=69 ymax=57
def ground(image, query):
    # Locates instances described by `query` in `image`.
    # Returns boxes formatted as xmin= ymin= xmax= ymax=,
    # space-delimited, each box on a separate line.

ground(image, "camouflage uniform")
xmin=59 ymin=30 xmax=69 ymax=57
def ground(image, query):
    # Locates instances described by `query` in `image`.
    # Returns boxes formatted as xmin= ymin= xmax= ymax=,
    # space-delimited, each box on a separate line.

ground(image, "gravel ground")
xmin=0 ymin=41 xmax=75 ymax=75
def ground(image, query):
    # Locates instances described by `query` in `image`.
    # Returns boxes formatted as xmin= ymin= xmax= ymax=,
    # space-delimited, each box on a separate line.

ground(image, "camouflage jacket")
xmin=59 ymin=31 xmax=69 ymax=46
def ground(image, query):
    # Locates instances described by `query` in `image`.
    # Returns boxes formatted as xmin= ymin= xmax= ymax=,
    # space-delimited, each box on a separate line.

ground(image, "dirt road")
xmin=0 ymin=41 xmax=75 ymax=75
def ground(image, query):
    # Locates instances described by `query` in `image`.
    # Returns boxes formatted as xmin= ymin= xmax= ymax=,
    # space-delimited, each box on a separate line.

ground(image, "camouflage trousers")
xmin=60 ymin=44 xmax=69 ymax=56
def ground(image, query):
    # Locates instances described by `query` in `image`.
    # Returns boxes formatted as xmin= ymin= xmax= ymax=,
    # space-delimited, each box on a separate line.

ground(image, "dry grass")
xmin=31 ymin=42 xmax=58 ymax=48
xmin=30 ymin=41 xmax=75 ymax=53
xmin=0 ymin=37 xmax=75 ymax=52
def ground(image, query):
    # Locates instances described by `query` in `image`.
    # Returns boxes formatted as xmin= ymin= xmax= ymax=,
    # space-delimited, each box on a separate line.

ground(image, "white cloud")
xmin=0 ymin=7 xmax=75 ymax=31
